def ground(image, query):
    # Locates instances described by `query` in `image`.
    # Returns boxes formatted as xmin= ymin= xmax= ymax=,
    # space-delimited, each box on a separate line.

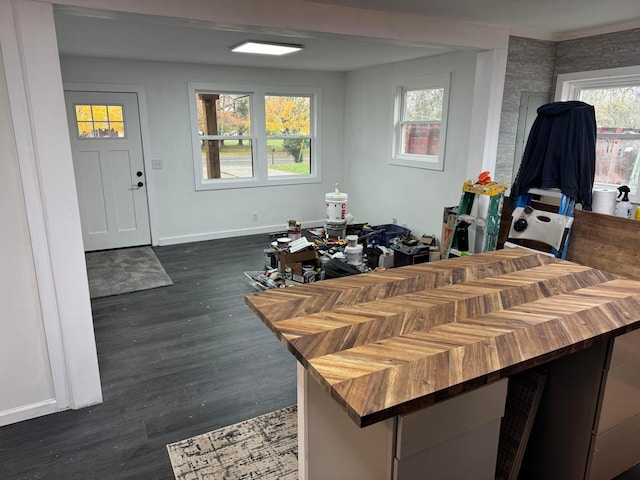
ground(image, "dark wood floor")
xmin=2 ymin=234 xmax=640 ymax=480
xmin=0 ymin=235 xmax=297 ymax=480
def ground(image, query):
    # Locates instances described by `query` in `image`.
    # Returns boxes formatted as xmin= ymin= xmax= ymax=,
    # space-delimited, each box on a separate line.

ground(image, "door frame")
xmin=64 ymin=82 xmax=159 ymax=247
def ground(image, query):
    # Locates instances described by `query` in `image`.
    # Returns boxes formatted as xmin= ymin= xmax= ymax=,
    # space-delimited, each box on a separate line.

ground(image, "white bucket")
xmin=326 ymin=191 xmax=348 ymax=224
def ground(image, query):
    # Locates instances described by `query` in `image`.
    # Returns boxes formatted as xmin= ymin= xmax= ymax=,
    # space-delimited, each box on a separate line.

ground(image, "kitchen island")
xmin=246 ymin=248 xmax=640 ymax=479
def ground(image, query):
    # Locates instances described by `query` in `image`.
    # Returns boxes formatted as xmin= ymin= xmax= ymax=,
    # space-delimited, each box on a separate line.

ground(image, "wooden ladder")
xmin=445 ymin=181 xmax=507 ymax=258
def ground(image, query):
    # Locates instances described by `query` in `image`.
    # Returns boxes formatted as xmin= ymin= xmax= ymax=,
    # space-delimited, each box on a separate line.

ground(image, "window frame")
xmin=391 ymin=72 xmax=451 ymax=171
xmin=188 ymin=82 xmax=320 ymax=191
xmin=556 ymin=66 xmax=640 ymax=203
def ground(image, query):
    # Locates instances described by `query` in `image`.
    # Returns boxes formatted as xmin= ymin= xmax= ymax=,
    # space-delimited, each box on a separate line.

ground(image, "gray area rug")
xmin=85 ymin=246 xmax=173 ymax=299
xmin=167 ymin=405 xmax=298 ymax=480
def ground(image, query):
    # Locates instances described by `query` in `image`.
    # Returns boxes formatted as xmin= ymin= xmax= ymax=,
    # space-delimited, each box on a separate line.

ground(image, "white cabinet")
xmin=589 ymin=329 xmax=640 ymax=480
xmin=297 ymin=363 xmax=508 ymax=480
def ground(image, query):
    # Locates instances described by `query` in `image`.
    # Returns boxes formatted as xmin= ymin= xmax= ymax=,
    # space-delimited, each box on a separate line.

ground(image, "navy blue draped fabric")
xmin=511 ymin=101 xmax=597 ymax=210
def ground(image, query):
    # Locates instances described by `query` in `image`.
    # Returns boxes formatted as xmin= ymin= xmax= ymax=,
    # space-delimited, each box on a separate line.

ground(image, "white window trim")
xmin=555 ymin=66 xmax=640 ymax=203
xmin=188 ymin=82 xmax=321 ymax=191
xmin=391 ymin=72 xmax=451 ymax=171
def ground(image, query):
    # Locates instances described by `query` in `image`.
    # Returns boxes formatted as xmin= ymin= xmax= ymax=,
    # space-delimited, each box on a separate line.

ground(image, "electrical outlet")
xmin=392 ymin=217 xmax=398 ymax=224
xmin=252 ymin=213 xmax=258 ymax=222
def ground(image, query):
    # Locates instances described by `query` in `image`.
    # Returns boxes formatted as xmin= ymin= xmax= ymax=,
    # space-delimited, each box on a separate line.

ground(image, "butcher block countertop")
xmin=245 ymin=248 xmax=640 ymax=427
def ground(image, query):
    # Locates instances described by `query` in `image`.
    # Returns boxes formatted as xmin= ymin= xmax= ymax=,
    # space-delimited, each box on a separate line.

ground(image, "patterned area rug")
xmin=85 ymin=246 xmax=173 ymax=299
xmin=167 ymin=406 xmax=298 ymax=480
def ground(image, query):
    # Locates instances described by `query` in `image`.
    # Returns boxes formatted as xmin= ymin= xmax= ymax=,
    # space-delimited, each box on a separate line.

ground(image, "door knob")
xmin=136 ymin=171 xmax=143 ymax=177
xmin=136 ymin=181 xmax=144 ymax=188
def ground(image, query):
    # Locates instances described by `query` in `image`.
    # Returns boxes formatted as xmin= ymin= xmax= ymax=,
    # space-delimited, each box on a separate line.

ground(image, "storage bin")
xmin=370 ymin=224 xmax=411 ymax=247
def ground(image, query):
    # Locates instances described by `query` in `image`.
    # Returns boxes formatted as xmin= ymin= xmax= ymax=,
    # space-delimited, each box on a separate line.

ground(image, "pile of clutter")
xmin=244 ymin=184 xmax=441 ymax=290
xmin=246 ymin=221 xmax=439 ymax=290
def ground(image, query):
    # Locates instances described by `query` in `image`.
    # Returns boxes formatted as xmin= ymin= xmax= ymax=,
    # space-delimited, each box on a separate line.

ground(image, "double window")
xmin=189 ymin=83 xmax=318 ymax=190
xmin=557 ymin=66 xmax=640 ymax=202
xmin=391 ymin=72 xmax=450 ymax=171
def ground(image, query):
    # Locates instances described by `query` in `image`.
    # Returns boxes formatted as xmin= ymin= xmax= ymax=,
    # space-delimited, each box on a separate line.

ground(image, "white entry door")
xmin=65 ymin=91 xmax=150 ymax=251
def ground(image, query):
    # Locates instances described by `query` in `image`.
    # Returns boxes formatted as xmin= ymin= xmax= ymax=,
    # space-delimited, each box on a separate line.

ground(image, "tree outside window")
xmin=196 ymin=93 xmax=253 ymax=179
xmin=265 ymin=95 xmax=312 ymax=176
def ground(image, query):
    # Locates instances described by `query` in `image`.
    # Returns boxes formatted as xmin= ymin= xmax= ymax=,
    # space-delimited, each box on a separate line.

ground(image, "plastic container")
xmin=345 ymin=244 xmax=363 ymax=265
xmin=326 ymin=185 xmax=348 ymax=224
xmin=370 ymin=224 xmax=411 ymax=247
xmin=615 ymin=186 xmax=633 ymax=219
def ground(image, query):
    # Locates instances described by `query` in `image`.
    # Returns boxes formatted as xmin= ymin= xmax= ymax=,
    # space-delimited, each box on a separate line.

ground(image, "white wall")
xmin=0 ymin=47 xmax=54 ymax=415
xmin=343 ymin=51 xmax=479 ymax=240
xmin=60 ymin=56 xmax=345 ymax=243
xmin=0 ymin=0 xmax=102 ymax=426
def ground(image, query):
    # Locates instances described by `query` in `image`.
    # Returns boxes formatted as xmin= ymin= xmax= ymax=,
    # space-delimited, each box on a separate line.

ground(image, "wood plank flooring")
xmin=0 ymin=235 xmax=297 ymax=480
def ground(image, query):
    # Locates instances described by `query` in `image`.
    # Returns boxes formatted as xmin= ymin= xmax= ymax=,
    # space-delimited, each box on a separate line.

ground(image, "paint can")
xmin=325 ymin=189 xmax=348 ymax=224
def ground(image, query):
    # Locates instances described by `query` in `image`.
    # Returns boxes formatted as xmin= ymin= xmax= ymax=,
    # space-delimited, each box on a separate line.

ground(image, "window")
xmin=196 ymin=93 xmax=253 ymax=179
xmin=266 ymin=95 xmax=312 ymax=177
xmin=74 ymin=104 xmax=125 ymax=138
xmin=557 ymin=66 xmax=640 ymax=202
xmin=189 ymin=83 xmax=319 ymax=190
xmin=391 ymin=72 xmax=450 ymax=171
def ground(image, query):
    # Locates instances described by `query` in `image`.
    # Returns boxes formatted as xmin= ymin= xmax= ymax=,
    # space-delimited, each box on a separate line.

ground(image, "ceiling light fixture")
xmin=230 ymin=40 xmax=304 ymax=56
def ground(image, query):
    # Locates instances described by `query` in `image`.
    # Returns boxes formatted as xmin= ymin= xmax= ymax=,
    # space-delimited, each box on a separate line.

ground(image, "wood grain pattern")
xmin=245 ymin=249 xmax=640 ymax=427
xmin=499 ymin=198 xmax=640 ymax=281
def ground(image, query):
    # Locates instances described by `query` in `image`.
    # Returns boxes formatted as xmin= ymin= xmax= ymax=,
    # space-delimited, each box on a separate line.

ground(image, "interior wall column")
xmin=0 ymin=0 xmax=102 ymax=417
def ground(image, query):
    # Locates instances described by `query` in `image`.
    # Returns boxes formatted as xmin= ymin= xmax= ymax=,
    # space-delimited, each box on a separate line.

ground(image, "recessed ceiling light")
xmin=230 ymin=41 xmax=304 ymax=56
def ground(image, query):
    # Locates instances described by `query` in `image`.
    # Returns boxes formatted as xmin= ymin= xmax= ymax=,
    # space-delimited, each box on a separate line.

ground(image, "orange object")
xmin=478 ymin=171 xmax=492 ymax=184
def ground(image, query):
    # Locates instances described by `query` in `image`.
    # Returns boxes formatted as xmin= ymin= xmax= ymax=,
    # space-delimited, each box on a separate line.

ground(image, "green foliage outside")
xmin=268 ymin=162 xmax=310 ymax=174
xmin=282 ymin=138 xmax=310 ymax=163
xmin=580 ymin=87 xmax=640 ymax=129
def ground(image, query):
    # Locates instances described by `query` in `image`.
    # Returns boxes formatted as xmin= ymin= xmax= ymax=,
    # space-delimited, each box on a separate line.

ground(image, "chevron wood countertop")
xmin=245 ymin=248 xmax=640 ymax=427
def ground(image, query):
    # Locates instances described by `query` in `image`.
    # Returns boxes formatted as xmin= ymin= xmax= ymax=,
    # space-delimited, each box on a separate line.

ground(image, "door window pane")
xmin=74 ymin=104 xmax=125 ymax=138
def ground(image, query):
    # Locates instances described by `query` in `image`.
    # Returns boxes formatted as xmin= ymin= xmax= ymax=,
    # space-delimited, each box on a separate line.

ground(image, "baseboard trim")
xmin=0 ymin=398 xmax=62 ymax=427
xmin=158 ymin=220 xmax=325 ymax=246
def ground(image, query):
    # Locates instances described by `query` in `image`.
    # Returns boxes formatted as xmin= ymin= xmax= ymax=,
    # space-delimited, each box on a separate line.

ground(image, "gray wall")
xmin=555 ymin=28 xmax=640 ymax=76
xmin=495 ymin=37 xmax=555 ymax=184
xmin=495 ymin=28 xmax=640 ymax=186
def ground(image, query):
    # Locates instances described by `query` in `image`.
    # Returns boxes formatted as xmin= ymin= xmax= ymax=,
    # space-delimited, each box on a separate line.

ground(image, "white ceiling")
xmin=304 ymin=0 xmax=640 ymax=39
xmin=54 ymin=1 xmax=640 ymax=72
xmin=53 ymin=9 xmax=454 ymax=72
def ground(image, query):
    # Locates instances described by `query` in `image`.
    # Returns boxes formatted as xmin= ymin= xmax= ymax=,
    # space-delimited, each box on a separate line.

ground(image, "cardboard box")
xmin=276 ymin=249 xmax=318 ymax=276
xmin=441 ymin=206 xmax=458 ymax=253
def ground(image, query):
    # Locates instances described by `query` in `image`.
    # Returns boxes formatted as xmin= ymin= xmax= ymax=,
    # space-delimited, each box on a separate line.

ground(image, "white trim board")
xmin=157 ymin=219 xmax=326 ymax=246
